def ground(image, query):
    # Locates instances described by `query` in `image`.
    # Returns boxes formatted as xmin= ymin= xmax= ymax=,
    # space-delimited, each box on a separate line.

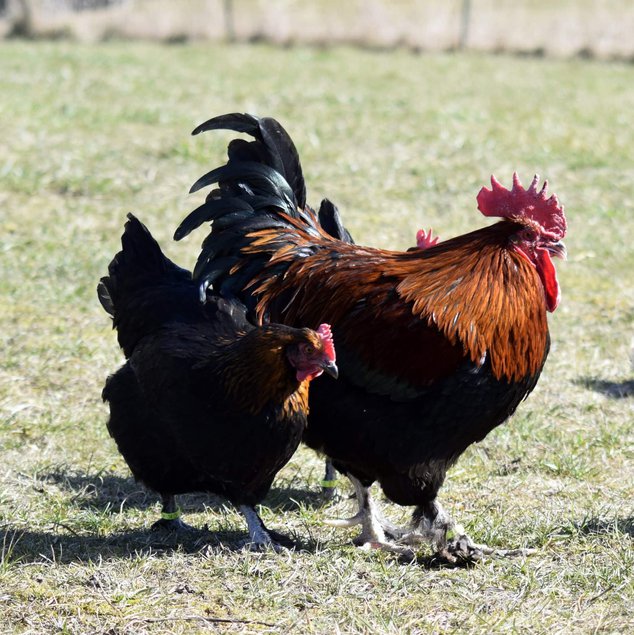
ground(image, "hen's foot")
xmin=436 ymin=535 xmax=537 ymax=564
xmin=239 ymin=505 xmax=292 ymax=553
xmin=472 ymin=543 xmax=538 ymax=558
xmin=153 ymin=495 xmax=201 ymax=533
xmin=266 ymin=528 xmax=296 ymax=549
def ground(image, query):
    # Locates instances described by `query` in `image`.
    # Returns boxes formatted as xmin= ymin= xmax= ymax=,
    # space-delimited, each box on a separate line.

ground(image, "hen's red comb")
xmin=476 ymin=173 xmax=566 ymax=240
xmin=316 ymin=324 xmax=336 ymax=362
xmin=416 ymin=228 xmax=440 ymax=250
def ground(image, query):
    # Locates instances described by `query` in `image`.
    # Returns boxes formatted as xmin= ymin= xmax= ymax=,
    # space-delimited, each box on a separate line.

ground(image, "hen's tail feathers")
xmin=98 ymin=214 xmax=195 ymax=356
xmin=175 ymin=114 xmax=352 ymax=307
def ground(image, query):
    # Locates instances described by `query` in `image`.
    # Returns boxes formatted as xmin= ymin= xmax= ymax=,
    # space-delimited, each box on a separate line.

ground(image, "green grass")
xmin=0 ymin=41 xmax=633 ymax=633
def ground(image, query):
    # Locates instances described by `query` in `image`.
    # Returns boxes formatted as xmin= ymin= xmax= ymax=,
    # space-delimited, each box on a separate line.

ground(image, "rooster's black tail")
xmin=174 ymin=113 xmax=353 ymax=313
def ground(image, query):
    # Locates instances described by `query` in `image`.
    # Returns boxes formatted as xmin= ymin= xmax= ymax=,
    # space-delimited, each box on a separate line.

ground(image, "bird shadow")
xmin=572 ymin=515 xmax=634 ymax=538
xmin=3 ymin=467 xmax=328 ymax=565
xmin=264 ymin=485 xmax=333 ymax=511
xmin=39 ymin=468 xmax=330 ymax=514
xmin=0 ymin=523 xmax=323 ymax=567
xmin=576 ymin=377 xmax=634 ymax=399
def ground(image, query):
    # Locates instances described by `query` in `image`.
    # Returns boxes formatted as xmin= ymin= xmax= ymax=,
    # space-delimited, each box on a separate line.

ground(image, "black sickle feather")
xmin=192 ymin=112 xmax=261 ymax=137
xmin=188 ymin=161 xmax=296 ymax=203
xmin=174 ymin=198 xmax=254 ymax=241
xmin=317 ymin=198 xmax=355 ymax=244
xmin=178 ymin=113 xmax=346 ymax=309
xmin=192 ymin=113 xmax=306 ymax=210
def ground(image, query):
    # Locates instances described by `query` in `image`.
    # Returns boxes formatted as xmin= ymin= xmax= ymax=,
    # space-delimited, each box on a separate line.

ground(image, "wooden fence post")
xmin=224 ymin=0 xmax=235 ymax=42
xmin=459 ymin=0 xmax=471 ymax=49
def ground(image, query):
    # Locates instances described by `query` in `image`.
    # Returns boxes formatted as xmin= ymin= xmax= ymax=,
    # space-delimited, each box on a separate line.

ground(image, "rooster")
xmin=175 ymin=113 xmax=567 ymax=561
xmin=98 ymin=214 xmax=337 ymax=550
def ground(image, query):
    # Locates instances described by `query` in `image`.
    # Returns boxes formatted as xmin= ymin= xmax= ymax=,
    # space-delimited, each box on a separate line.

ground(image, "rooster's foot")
xmin=325 ymin=475 xmax=402 ymax=547
xmin=356 ymin=539 xmax=417 ymax=561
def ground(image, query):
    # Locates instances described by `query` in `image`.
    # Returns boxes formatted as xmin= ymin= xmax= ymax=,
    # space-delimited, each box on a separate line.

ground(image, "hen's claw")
xmin=440 ymin=533 xmax=484 ymax=564
xmin=358 ymin=540 xmax=417 ymax=561
xmin=473 ymin=544 xmax=538 ymax=558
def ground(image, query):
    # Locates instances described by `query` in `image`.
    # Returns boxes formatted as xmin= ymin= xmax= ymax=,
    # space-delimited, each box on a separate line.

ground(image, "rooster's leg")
xmin=400 ymin=500 xmax=536 ymax=562
xmin=325 ymin=476 xmax=414 ymax=556
xmin=151 ymin=494 xmax=198 ymax=533
xmin=238 ymin=505 xmax=294 ymax=552
xmin=395 ymin=500 xmax=483 ymax=563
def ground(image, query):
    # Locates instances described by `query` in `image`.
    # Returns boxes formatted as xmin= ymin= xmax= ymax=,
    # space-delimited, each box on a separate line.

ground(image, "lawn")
xmin=0 ymin=41 xmax=633 ymax=633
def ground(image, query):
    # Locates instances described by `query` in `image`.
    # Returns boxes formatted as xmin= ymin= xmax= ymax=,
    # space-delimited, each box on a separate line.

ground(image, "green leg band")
xmin=446 ymin=524 xmax=465 ymax=541
xmin=161 ymin=509 xmax=181 ymax=521
xmin=320 ymin=479 xmax=338 ymax=488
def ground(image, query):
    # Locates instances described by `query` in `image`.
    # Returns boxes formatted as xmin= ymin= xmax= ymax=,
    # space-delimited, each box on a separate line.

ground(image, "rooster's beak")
xmin=322 ymin=360 xmax=339 ymax=379
xmin=547 ymin=241 xmax=567 ymax=260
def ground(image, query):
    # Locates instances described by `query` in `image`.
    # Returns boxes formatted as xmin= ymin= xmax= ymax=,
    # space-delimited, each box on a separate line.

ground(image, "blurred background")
xmin=1 ymin=0 xmax=633 ymax=60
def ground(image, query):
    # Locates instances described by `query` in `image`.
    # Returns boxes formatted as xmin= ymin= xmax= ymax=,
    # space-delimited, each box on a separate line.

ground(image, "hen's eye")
xmin=303 ymin=344 xmax=315 ymax=354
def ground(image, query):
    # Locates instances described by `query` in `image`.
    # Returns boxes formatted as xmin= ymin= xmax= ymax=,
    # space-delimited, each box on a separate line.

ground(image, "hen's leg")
xmin=151 ymin=494 xmax=198 ymax=533
xmin=239 ymin=505 xmax=294 ymax=552
xmin=320 ymin=459 xmax=338 ymax=500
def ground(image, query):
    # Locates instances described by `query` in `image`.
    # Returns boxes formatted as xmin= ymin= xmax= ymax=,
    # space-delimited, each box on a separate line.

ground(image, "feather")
xmin=317 ymin=198 xmax=354 ymax=244
xmin=174 ymin=198 xmax=254 ymax=241
xmin=188 ymin=161 xmax=295 ymax=202
xmin=192 ymin=113 xmax=306 ymax=209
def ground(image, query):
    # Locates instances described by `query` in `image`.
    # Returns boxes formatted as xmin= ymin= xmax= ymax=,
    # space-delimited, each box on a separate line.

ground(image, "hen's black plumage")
xmin=99 ymin=215 xmax=336 ymax=548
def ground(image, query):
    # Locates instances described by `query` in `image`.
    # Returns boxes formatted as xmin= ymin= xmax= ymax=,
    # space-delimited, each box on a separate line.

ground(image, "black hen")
xmin=99 ymin=215 xmax=337 ymax=549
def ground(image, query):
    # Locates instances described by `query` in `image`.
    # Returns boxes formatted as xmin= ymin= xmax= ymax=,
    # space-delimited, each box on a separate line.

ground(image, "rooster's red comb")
xmin=476 ymin=173 xmax=566 ymax=240
xmin=316 ymin=324 xmax=336 ymax=362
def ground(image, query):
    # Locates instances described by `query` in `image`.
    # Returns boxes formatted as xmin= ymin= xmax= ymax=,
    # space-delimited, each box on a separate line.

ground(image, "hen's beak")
xmin=322 ymin=360 xmax=339 ymax=379
xmin=547 ymin=240 xmax=567 ymax=260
